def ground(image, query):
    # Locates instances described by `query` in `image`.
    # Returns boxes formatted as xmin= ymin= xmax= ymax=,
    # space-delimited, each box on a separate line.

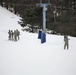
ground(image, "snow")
xmin=0 ymin=6 xmax=76 ymax=75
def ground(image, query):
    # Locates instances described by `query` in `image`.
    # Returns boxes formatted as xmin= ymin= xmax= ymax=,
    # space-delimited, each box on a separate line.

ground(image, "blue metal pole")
xmin=41 ymin=5 xmax=47 ymax=43
xmin=37 ymin=3 xmax=49 ymax=43
xmin=43 ymin=5 xmax=46 ymax=33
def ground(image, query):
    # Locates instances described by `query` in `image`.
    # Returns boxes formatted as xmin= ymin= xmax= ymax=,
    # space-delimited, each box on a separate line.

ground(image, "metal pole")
xmin=37 ymin=3 xmax=49 ymax=43
xmin=43 ymin=5 xmax=46 ymax=33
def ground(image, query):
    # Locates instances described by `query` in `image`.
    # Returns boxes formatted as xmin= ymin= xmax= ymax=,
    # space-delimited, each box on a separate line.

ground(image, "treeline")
xmin=0 ymin=0 xmax=76 ymax=36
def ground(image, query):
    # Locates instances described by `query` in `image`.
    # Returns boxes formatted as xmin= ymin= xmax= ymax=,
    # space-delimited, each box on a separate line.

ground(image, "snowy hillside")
xmin=0 ymin=6 xmax=76 ymax=75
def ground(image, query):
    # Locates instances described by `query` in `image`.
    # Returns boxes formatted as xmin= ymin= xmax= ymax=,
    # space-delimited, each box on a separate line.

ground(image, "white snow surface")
xmin=0 ymin=6 xmax=76 ymax=75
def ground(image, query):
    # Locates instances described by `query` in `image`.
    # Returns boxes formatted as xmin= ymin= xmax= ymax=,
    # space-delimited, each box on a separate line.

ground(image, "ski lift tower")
xmin=37 ymin=0 xmax=51 ymax=43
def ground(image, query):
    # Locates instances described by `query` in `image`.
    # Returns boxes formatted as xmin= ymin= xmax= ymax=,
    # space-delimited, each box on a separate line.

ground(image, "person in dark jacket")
xmin=64 ymin=35 xmax=69 ymax=49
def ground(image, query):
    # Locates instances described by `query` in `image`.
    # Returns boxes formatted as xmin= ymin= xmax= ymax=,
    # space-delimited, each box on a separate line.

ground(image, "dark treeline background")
xmin=0 ymin=0 xmax=76 ymax=36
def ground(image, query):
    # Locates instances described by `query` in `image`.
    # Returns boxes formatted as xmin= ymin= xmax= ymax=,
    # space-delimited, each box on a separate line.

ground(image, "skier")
xmin=64 ymin=35 xmax=69 ymax=49
xmin=13 ymin=30 xmax=17 ymax=41
xmin=8 ymin=30 xmax=11 ymax=40
xmin=10 ymin=30 xmax=14 ymax=40
xmin=16 ymin=29 xmax=20 ymax=40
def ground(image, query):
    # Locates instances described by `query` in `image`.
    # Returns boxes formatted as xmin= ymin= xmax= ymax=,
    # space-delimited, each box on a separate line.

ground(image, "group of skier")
xmin=8 ymin=29 xmax=20 ymax=41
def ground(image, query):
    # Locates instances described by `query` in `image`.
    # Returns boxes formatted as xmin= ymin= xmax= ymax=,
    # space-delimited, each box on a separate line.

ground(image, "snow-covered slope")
xmin=0 ymin=6 xmax=21 ymax=30
xmin=0 ymin=6 xmax=76 ymax=75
